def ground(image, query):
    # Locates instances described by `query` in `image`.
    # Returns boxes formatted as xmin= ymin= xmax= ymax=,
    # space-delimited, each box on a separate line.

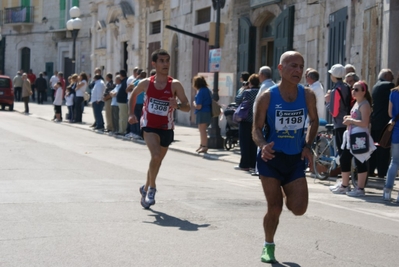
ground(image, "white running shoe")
xmin=383 ymin=188 xmax=392 ymax=201
xmin=332 ymin=185 xmax=351 ymax=194
xmin=346 ymin=188 xmax=365 ymax=197
xmin=329 ymin=180 xmax=342 ymax=191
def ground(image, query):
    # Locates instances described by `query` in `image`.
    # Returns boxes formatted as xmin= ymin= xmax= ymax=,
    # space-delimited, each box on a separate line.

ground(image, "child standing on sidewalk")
xmin=65 ymin=88 xmax=74 ymax=123
xmin=53 ymin=82 xmax=63 ymax=122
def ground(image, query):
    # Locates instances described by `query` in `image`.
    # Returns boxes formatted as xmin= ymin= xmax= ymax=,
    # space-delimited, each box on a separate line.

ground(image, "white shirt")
xmin=65 ymin=93 xmax=74 ymax=106
xmin=111 ymin=84 xmax=121 ymax=106
xmin=126 ymin=75 xmax=135 ymax=100
xmin=75 ymin=80 xmax=87 ymax=97
xmin=253 ymin=79 xmax=276 ymax=112
xmin=309 ymin=81 xmax=326 ymax=120
xmin=49 ymin=75 xmax=59 ymax=89
xmin=53 ymin=88 xmax=63 ymax=105
xmin=90 ymin=79 xmax=106 ymax=103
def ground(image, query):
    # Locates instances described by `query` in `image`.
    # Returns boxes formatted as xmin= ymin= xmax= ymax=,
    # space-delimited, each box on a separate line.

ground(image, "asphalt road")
xmin=1 ymin=110 xmax=398 ymax=267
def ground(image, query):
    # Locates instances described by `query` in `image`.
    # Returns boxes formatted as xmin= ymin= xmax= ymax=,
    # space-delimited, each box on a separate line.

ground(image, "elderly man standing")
xmin=369 ymin=69 xmax=395 ymax=178
xmin=13 ymin=71 xmax=23 ymax=102
xmin=306 ymin=69 xmax=325 ymax=121
xmin=253 ymin=66 xmax=275 ymax=111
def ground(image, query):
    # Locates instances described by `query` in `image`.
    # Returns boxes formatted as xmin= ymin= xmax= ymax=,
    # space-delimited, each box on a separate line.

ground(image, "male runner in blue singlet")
xmin=253 ymin=51 xmax=319 ymax=263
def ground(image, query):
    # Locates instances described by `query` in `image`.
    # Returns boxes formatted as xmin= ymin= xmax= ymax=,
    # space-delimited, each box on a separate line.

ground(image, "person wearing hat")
xmin=325 ymin=64 xmax=352 ymax=191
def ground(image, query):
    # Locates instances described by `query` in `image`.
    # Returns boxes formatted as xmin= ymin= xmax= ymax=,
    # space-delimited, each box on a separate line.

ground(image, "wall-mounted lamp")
xmin=42 ymin=17 xmax=48 ymax=24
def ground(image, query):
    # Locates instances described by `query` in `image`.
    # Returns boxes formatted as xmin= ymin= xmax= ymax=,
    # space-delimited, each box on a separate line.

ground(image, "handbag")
xmin=350 ymin=132 xmax=369 ymax=154
xmin=233 ymin=100 xmax=250 ymax=123
xmin=378 ymin=113 xmax=399 ymax=148
xmin=208 ymin=90 xmax=221 ymax=117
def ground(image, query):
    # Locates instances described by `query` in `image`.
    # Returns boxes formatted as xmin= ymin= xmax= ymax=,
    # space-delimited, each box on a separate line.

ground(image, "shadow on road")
xmin=272 ymin=262 xmax=301 ymax=267
xmin=144 ymin=210 xmax=211 ymax=231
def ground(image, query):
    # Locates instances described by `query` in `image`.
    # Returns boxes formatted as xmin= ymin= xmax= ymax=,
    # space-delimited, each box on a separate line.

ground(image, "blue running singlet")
xmin=265 ymin=84 xmax=308 ymax=155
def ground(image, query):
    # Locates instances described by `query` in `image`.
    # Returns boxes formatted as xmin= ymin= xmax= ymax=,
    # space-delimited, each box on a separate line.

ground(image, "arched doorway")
xmin=21 ymin=47 xmax=31 ymax=73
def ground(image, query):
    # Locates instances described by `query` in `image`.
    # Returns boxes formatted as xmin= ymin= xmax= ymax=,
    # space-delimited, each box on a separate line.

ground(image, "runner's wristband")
xmin=303 ymin=143 xmax=312 ymax=150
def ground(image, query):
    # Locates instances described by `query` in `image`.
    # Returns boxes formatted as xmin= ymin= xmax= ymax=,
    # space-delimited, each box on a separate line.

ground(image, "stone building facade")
xmin=0 ymin=0 xmax=91 ymax=81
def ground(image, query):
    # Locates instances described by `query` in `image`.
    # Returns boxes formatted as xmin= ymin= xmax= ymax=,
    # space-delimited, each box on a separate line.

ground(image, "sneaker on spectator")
xmin=145 ymin=187 xmax=157 ymax=207
xmin=329 ymin=180 xmax=342 ymax=191
xmin=332 ymin=185 xmax=351 ymax=194
xmin=383 ymin=188 xmax=392 ymax=201
xmin=346 ymin=188 xmax=365 ymax=197
xmin=125 ymin=132 xmax=134 ymax=138
xmin=132 ymin=133 xmax=143 ymax=140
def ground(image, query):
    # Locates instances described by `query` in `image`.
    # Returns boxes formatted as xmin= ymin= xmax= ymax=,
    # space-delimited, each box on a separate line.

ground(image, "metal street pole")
xmin=208 ymin=0 xmax=224 ymax=149
xmin=71 ymin=29 xmax=79 ymax=64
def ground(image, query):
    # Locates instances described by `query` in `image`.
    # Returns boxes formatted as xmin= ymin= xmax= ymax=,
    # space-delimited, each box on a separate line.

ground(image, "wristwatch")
xmin=177 ymin=103 xmax=181 ymax=110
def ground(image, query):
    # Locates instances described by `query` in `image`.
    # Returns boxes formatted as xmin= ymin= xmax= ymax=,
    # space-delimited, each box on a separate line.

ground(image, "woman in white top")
xmin=73 ymin=72 xmax=88 ymax=123
xmin=53 ymin=82 xmax=63 ymax=122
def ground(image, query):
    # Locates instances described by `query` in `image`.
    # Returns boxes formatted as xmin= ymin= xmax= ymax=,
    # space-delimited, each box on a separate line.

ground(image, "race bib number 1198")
xmin=275 ymin=109 xmax=305 ymax=131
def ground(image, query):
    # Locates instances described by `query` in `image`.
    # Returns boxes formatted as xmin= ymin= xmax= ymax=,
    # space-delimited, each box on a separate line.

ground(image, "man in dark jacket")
xmin=116 ymin=70 xmax=128 ymax=135
xmin=35 ymin=72 xmax=48 ymax=104
xmin=369 ymin=69 xmax=395 ymax=178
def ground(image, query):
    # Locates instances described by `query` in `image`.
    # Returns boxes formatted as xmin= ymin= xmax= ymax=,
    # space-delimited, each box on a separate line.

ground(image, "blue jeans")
xmin=385 ymin=143 xmax=399 ymax=189
xmin=92 ymin=101 xmax=104 ymax=129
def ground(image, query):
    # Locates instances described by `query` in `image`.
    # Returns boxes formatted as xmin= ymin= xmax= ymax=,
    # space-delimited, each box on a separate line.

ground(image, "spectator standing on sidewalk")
xmin=131 ymin=71 xmax=146 ymax=138
xmin=126 ymin=68 xmax=142 ymax=137
xmin=35 ymin=72 xmax=48 ymax=104
xmin=91 ymin=75 xmax=106 ymax=130
xmin=254 ymin=66 xmax=275 ymax=112
xmin=27 ymin=69 xmax=36 ymax=101
xmin=306 ymin=69 xmax=325 ymax=121
xmin=253 ymin=51 xmax=318 ymax=263
xmin=49 ymin=71 xmax=59 ymax=102
xmin=21 ymin=73 xmax=32 ymax=114
xmin=53 ymin=82 xmax=63 ymax=122
xmin=116 ymin=70 xmax=128 ymax=135
xmin=344 ymin=72 xmax=360 ymax=89
xmin=65 ymin=88 xmax=74 ymax=123
xmin=104 ymin=73 xmax=115 ymax=132
xmin=192 ymin=75 xmax=212 ymax=153
xmin=128 ymin=49 xmax=191 ymax=209
xmin=13 ymin=71 xmax=23 ymax=102
xmin=383 ymin=83 xmax=399 ymax=202
xmin=110 ymin=75 xmax=121 ymax=134
xmin=369 ymin=69 xmax=395 ymax=178
xmin=74 ymin=72 xmax=88 ymax=123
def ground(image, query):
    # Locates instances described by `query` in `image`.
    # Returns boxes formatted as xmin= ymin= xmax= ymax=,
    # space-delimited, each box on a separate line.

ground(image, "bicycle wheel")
xmin=313 ymin=137 xmax=332 ymax=180
xmin=350 ymin=157 xmax=369 ymax=188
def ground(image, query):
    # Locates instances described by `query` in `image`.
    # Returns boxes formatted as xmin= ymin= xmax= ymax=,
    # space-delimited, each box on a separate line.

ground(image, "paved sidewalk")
xmin=11 ymin=101 xmax=242 ymax=165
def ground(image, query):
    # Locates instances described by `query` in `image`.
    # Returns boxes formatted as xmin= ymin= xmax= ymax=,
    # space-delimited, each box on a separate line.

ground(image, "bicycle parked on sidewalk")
xmin=312 ymin=121 xmax=367 ymax=188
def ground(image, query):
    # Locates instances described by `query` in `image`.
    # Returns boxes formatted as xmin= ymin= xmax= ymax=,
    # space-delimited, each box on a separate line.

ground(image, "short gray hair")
xmin=378 ymin=68 xmax=394 ymax=81
xmin=345 ymin=64 xmax=356 ymax=73
xmin=259 ymin=66 xmax=272 ymax=79
xmin=345 ymin=72 xmax=359 ymax=82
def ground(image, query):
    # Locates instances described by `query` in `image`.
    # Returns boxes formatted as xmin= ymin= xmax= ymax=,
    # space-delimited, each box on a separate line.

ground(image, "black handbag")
xmin=350 ymin=132 xmax=369 ymax=154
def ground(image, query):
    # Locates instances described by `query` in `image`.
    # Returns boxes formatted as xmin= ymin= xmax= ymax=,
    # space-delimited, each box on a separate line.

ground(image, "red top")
xmin=27 ymin=73 xmax=36 ymax=84
xmin=140 ymin=76 xmax=175 ymax=130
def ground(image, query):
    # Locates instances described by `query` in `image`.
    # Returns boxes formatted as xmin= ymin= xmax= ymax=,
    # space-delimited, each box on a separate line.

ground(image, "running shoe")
xmin=139 ymin=185 xmax=150 ymax=209
xmin=261 ymin=244 xmax=277 ymax=263
xmin=329 ymin=180 xmax=342 ymax=191
xmin=145 ymin=187 xmax=157 ymax=207
xmin=383 ymin=188 xmax=392 ymax=201
xmin=332 ymin=185 xmax=351 ymax=194
xmin=346 ymin=188 xmax=365 ymax=197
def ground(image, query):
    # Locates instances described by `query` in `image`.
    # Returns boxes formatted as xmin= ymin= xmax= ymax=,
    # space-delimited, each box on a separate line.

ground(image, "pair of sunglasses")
xmin=352 ymin=88 xmax=363 ymax=92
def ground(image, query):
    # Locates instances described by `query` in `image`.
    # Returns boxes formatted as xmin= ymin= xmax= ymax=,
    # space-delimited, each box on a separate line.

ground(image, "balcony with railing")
xmin=1 ymin=6 xmax=34 ymax=26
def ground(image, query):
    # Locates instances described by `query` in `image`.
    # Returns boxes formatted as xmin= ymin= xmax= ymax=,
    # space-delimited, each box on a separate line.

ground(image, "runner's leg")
xmin=143 ymin=131 xmax=168 ymax=190
xmin=282 ymin=178 xmax=308 ymax=215
xmin=260 ymin=176 xmax=283 ymax=243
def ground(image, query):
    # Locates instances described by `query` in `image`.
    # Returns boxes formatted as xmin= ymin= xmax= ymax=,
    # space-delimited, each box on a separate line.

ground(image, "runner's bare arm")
xmin=128 ymin=79 xmax=149 ymax=123
xmin=172 ymin=80 xmax=190 ymax=112
xmin=304 ymin=87 xmax=319 ymax=146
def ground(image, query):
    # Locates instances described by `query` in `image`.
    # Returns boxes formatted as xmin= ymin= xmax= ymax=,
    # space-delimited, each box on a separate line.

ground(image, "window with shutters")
xmin=59 ymin=0 xmax=80 ymax=29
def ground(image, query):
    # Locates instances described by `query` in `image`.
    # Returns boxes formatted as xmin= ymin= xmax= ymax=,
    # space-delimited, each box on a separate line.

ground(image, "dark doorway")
xmin=0 ymin=37 xmax=5 ymax=74
xmin=237 ymin=17 xmax=256 ymax=90
xmin=327 ymin=7 xmax=347 ymax=88
xmin=21 ymin=47 xmax=31 ymax=73
xmin=123 ymin=42 xmax=128 ymax=72
xmin=273 ymin=6 xmax=295 ymax=82
xmin=64 ymin=57 xmax=75 ymax=86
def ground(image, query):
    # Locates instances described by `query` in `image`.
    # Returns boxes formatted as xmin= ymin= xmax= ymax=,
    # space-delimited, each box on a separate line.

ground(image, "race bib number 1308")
xmin=148 ymin=97 xmax=169 ymax=116
xmin=275 ymin=109 xmax=305 ymax=131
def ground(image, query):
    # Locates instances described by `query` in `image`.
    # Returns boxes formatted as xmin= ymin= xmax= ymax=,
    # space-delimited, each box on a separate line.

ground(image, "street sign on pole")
xmin=209 ymin=48 xmax=221 ymax=73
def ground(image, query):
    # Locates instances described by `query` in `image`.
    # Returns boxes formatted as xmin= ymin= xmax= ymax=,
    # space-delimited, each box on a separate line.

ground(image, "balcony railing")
xmin=2 ymin=6 xmax=34 ymax=24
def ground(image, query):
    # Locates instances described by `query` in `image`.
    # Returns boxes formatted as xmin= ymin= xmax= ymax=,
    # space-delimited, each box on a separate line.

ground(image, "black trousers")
xmin=239 ymin=121 xmax=257 ymax=169
xmin=369 ymin=129 xmax=391 ymax=177
xmin=22 ymin=96 xmax=29 ymax=113
xmin=14 ymin=87 xmax=22 ymax=101
xmin=74 ymin=96 xmax=84 ymax=122
xmin=37 ymin=89 xmax=45 ymax=104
